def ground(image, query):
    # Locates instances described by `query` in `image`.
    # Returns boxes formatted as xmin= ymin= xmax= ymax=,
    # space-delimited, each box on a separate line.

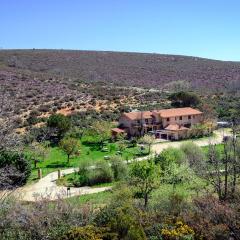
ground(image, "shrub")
xmin=0 ymin=150 xmax=31 ymax=189
xmin=155 ymin=147 xmax=186 ymax=171
xmin=161 ymin=220 xmax=195 ymax=240
xmin=109 ymin=156 xmax=128 ymax=181
xmin=180 ymin=142 xmax=206 ymax=171
xmin=72 ymin=162 xmax=90 ymax=187
xmin=73 ymin=161 xmax=113 ymax=187
xmin=88 ymin=161 xmax=113 ymax=186
xmin=94 ymin=185 xmax=147 ymax=240
xmin=61 ymin=225 xmax=117 ymax=240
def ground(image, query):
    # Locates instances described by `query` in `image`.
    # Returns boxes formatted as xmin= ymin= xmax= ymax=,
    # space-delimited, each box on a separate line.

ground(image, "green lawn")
xmin=65 ymin=190 xmax=113 ymax=206
xmin=28 ymin=141 xmax=147 ymax=183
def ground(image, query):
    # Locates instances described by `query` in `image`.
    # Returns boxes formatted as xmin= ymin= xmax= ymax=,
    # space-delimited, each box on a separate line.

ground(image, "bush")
xmin=155 ymin=147 xmax=186 ymax=171
xmin=88 ymin=161 xmax=113 ymax=186
xmin=0 ymin=150 xmax=31 ymax=189
xmin=61 ymin=225 xmax=117 ymax=240
xmin=72 ymin=162 xmax=90 ymax=187
xmin=94 ymin=185 xmax=147 ymax=240
xmin=180 ymin=142 xmax=206 ymax=171
xmin=109 ymin=156 xmax=128 ymax=181
xmin=73 ymin=161 xmax=113 ymax=187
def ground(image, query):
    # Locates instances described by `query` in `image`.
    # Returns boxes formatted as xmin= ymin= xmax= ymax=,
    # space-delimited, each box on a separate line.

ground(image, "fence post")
xmin=58 ymin=169 xmax=61 ymax=179
xmin=38 ymin=168 xmax=42 ymax=179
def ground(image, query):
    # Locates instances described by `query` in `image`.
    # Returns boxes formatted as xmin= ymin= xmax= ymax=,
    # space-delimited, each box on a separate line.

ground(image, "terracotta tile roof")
xmin=111 ymin=128 xmax=125 ymax=133
xmin=155 ymin=107 xmax=202 ymax=118
xmin=164 ymin=124 xmax=189 ymax=131
xmin=121 ymin=107 xmax=202 ymax=121
xmin=122 ymin=111 xmax=153 ymax=120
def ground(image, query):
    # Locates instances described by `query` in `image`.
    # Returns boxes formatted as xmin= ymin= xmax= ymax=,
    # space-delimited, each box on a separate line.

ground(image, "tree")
xmin=59 ymin=137 xmax=80 ymax=163
xmin=129 ymin=159 xmax=160 ymax=208
xmin=47 ymin=114 xmax=71 ymax=140
xmin=169 ymin=91 xmax=201 ymax=108
xmin=116 ymin=134 xmax=127 ymax=155
xmin=28 ymin=141 xmax=49 ymax=168
xmin=202 ymin=140 xmax=240 ymax=201
xmin=138 ymin=135 xmax=155 ymax=154
xmin=91 ymin=121 xmax=112 ymax=149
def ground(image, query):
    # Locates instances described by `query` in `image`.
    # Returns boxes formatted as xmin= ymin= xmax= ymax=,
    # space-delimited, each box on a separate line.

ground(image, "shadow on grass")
xmin=82 ymin=141 xmax=108 ymax=151
xmin=46 ymin=162 xmax=70 ymax=168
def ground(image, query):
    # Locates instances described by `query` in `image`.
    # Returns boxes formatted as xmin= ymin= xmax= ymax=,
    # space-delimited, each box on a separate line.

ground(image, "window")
xmin=193 ymin=115 xmax=195 ymax=119
xmin=137 ymin=120 xmax=141 ymax=124
xmin=188 ymin=115 xmax=191 ymax=120
xmin=175 ymin=117 xmax=177 ymax=120
xmin=179 ymin=116 xmax=182 ymax=120
xmin=145 ymin=119 xmax=149 ymax=124
xmin=167 ymin=118 xmax=170 ymax=122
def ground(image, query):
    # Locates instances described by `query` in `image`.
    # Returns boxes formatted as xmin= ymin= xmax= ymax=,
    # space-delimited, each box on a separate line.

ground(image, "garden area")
xmin=26 ymin=114 xmax=151 ymax=183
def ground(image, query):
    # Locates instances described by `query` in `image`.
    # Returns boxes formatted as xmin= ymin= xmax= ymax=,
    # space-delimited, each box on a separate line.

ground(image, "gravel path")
xmin=7 ymin=129 xmax=230 ymax=202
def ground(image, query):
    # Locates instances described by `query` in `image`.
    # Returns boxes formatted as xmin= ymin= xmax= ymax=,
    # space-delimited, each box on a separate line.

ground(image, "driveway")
xmin=4 ymin=129 xmax=230 ymax=202
xmin=152 ymin=129 xmax=229 ymax=154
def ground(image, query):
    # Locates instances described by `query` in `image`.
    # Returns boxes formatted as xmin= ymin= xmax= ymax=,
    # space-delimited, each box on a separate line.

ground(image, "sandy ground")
xmin=2 ymin=129 xmax=231 ymax=202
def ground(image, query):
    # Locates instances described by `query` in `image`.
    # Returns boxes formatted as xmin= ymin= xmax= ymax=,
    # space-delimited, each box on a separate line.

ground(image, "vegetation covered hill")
xmin=1 ymin=49 xmax=240 ymax=91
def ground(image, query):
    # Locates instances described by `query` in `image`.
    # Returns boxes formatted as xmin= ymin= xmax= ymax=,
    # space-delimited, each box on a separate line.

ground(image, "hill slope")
xmin=1 ymin=49 xmax=240 ymax=91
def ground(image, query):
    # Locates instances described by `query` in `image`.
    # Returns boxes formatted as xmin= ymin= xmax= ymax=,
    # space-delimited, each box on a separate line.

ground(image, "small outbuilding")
xmin=111 ymin=128 xmax=125 ymax=139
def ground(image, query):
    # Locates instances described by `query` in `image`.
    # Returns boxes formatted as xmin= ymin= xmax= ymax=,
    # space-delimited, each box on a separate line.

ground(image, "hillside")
xmin=1 ymin=49 xmax=240 ymax=91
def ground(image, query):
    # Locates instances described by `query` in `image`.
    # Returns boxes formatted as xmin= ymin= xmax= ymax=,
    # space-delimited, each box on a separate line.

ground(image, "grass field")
xmin=65 ymin=190 xmax=113 ymax=206
xmin=28 ymin=141 xmax=147 ymax=182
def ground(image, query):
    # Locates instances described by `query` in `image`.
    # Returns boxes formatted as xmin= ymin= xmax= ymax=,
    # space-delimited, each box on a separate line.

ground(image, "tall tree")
xmin=91 ymin=121 xmax=111 ymax=149
xmin=202 ymin=140 xmax=240 ymax=201
xmin=59 ymin=137 xmax=80 ymax=163
xmin=129 ymin=159 xmax=160 ymax=208
xmin=138 ymin=135 xmax=155 ymax=154
xmin=28 ymin=141 xmax=50 ymax=168
xmin=47 ymin=114 xmax=71 ymax=141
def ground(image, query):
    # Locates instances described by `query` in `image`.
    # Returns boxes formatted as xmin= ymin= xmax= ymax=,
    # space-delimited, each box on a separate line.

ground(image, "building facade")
xmin=117 ymin=107 xmax=203 ymax=140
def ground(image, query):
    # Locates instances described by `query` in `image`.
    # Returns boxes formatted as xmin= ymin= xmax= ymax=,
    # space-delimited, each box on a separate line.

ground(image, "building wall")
xmin=119 ymin=116 xmax=140 ymax=136
xmin=119 ymin=113 xmax=203 ymax=137
xmin=162 ymin=114 xmax=203 ymax=128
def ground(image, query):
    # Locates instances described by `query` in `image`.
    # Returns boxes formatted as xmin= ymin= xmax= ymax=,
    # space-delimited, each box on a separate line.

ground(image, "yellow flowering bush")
xmin=161 ymin=221 xmax=195 ymax=240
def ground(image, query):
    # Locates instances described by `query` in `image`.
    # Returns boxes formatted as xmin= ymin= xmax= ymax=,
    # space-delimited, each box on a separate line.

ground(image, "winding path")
xmin=6 ymin=129 xmax=230 ymax=202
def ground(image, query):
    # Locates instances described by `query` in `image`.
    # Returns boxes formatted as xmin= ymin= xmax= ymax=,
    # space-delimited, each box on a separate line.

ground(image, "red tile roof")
xmin=121 ymin=111 xmax=153 ymax=120
xmin=121 ymin=107 xmax=202 ymax=121
xmin=111 ymin=128 xmax=125 ymax=133
xmin=155 ymin=107 xmax=202 ymax=118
